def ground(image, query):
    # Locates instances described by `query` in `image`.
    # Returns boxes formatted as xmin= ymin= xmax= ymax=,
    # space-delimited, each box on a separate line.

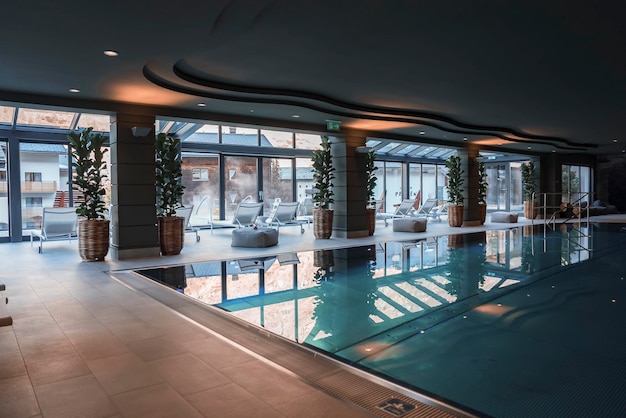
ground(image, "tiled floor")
xmin=1 ymin=215 xmax=623 ymax=417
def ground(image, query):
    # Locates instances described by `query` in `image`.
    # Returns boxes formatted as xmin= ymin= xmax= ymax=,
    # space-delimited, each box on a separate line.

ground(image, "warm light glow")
xmin=342 ymin=120 xmax=415 ymax=131
xmin=108 ymin=82 xmax=188 ymax=104
xmin=104 ymin=50 xmax=119 ymax=57
xmin=472 ymin=138 xmax=515 ymax=146
xmin=69 ymin=88 xmax=80 ymax=93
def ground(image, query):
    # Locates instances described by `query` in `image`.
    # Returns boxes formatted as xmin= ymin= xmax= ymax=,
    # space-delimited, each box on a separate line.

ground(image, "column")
xmin=109 ymin=113 xmax=160 ymax=260
xmin=459 ymin=146 xmax=481 ymax=226
xmin=329 ymin=135 xmax=369 ymax=238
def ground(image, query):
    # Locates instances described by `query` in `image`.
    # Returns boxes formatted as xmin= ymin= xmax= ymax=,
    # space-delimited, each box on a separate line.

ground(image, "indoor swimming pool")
xmin=136 ymin=223 xmax=626 ymax=417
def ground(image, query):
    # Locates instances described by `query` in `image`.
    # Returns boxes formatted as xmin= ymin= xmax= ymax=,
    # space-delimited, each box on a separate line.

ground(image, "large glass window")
xmin=295 ymin=157 xmax=314 ymax=216
xmin=20 ymin=143 xmax=69 ymax=234
xmin=181 ymin=153 xmax=220 ymax=226
xmin=261 ymin=129 xmax=293 ymax=148
xmin=295 ymin=133 xmax=322 ymax=150
xmin=562 ymin=164 xmax=592 ymax=203
xmin=0 ymin=141 xmax=8 ymax=237
xmin=224 ymin=156 xmax=259 ymax=218
xmin=221 ymin=126 xmax=258 ymax=145
xmin=262 ymin=158 xmax=293 ymax=211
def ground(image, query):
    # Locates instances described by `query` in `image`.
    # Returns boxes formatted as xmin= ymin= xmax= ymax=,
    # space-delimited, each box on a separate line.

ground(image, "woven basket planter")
xmin=314 ymin=249 xmax=335 ymax=268
xmin=313 ymin=208 xmax=333 ymax=239
xmin=479 ymin=204 xmax=487 ymax=225
xmin=158 ymin=216 xmax=185 ymax=255
xmin=524 ymin=201 xmax=538 ymax=220
xmin=78 ymin=219 xmax=110 ymax=261
xmin=447 ymin=204 xmax=464 ymax=227
xmin=366 ymin=208 xmax=376 ymax=236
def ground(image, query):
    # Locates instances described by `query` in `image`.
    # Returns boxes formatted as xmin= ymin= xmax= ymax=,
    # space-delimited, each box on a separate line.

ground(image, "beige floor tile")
xmin=273 ymin=391 xmax=374 ymax=418
xmin=112 ymin=383 xmax=203 ymax=418
xmin=34 ymin=374 xmax=119 ymax=418
xmin=87 ymin=352 xmax=164 ymax=395
xmin=219 ymin=360 xmax=314 ymax=405
xmin=150 ymin=352 xmax=231 ymax=396
xmin=127 ymin=335 xmax=188 ymax=362
xmin=183 ymin=337 xmax=257 ymax=370
xmin=70 ymin=332 xmax=130 ymax=361
xmin=0 ymin=375 xmax=41 ymax=418
xmin=25 ymin=351 xmax=91 ymax=386
xmin=0 ymin=350 xmax=27 ymax=380
xmin=17 ymin=331 xmax=76 ymax=363
xmin=186 ymin=382 xmax=287 ymax=418
xmin=103 ymin=317 xmax=164 ymax=343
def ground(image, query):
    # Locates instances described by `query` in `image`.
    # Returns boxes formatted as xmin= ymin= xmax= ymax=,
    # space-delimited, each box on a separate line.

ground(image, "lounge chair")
xmin=414 ymin=198 xmax=439 ymax=217
xmin=30 ymin=207 xmax=78 ymax=253
xmin=378 ymin=199 xmax=417 ymax=226
xmin=261 ymin=201 xmax=309 ymax=233
xmin=210 ymin=200 xmax=263 ymax=232
xmin=175 ymin=206 xmax=200 ymax=242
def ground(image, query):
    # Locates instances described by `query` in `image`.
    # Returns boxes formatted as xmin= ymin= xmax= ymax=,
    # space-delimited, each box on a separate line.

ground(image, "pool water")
xmin=136 ymin=223 xmax=626 ymax=417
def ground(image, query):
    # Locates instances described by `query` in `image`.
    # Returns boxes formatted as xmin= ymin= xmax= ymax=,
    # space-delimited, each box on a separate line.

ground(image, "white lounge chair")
xmin=210 ymin=200 xmax=263 ymax=232
xmin=378 ymin=199 xmax=418 ymax=226
xmin=261 ymin=201 xmax=309 ymax=233
xmin=175 ymin=206 xmax=200 ymax=242
xmin=30 ymin=207 xmax=78 ymax=253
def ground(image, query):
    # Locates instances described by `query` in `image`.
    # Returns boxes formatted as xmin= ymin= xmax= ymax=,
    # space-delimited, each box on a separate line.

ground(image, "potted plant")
xmin=445 ymin=154 xmax=464 ymax=227
xmin=68 ymin=127 xmax=110 ymax=261
xmin=364 ymin=149 xmax=378 ymax=236
xmin=311 ymin=136 xmax=335 ymax=239
xmin=155 ymin=133 xmax=186 ymax=255
xmin=521 ymin=160 xmax=537 ymax=219
xmin=478 ymin=161 xmax=488 ymax=225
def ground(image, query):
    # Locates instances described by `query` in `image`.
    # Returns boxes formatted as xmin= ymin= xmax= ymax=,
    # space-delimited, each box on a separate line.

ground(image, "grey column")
xmin=459 ymin=147 xmax=481 ymax=226
xmin=109 ymin=113 xmax=160 ymax=260
xmin=329 ymin=135 xmax=369 ymax=239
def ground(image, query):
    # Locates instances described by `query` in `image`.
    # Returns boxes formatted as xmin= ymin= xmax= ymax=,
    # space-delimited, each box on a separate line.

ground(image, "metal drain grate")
xmin=310 ymin=369 xmax=459 ymax=418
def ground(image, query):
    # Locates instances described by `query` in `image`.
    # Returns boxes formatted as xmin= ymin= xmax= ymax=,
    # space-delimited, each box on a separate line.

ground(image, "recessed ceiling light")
xmin=197 ymin=103 xmax=206 ymax=107
xmin=104 ymin=50 xmax=119 ymax=57
xmin=527 ymin=146 xmax=531 ymax=150
xmin=552 ymin=149 xmax=556 ymax=152
xmin=463 ymin=137 xmax=467 ymax=141
xmin=291 ymin=114 xmax=300 ymax=118
xmin=419 ymin=131 xmax=425 ymax=135
xmin=249 ymin=109 xmax=254 ymax=113
xmin=613 ymin=139 xmax=618 ymax=143
xmin=69 ymin=88 xmax=80 ymax=93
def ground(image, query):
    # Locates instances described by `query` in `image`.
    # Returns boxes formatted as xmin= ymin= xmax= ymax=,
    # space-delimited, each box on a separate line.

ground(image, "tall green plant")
xmin=478 ymin=161 xmax=488 ymax=205
xmin=445 ymin=154 xmax=464 ymax=205
xmin=68 ymin=127 xmax=108 ymax=220
xmin=155 ymin=133 xmax=185 ymax=217
xmin=311 ymin=136 xmax=335 ymax=210
xmin=521 ymin=161 xmax=536 ymax=201
xmin=365 ymin=149 xmax=378 ymax=208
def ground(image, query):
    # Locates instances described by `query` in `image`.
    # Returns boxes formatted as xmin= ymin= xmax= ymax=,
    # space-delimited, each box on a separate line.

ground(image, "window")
xmin=25 ymin=172 xmax=42 ymax=182
xmin=192 ymin=168 xmax=209 ymax=181
xmin=25 ymin=197 xmax=42 ymax=207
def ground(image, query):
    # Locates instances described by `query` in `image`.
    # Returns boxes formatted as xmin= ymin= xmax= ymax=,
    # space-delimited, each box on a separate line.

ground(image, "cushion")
xmin=491 ymin=211 xmax=518 ymax=223
xmin=231 ymin=227 xmax=278 ymax=248
xmin=393 ymin=217 xmax=427 ymax=232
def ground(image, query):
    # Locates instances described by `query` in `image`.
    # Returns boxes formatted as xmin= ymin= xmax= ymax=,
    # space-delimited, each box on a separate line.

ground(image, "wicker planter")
xmin=447 ymin=204 xmax=464 ymax=227
xmin=158 ymin=216 xmax=185 ymax=255
xmin=478 ymin=204 xmax=487 ymax=225
xmin=313 ymin=208 xmax=333 ymax=239
xmin=447 ymin=234 xmax=464 ymax=248
xmin=366 ymin=207 xmax=376 ymax=236
xmin=524 ymin=201 xmax=538 ymax=220
xmin=78 ymin=219 xmax=110 ymax=261
xmin=314 ymin=250 xmax=335 ymax=268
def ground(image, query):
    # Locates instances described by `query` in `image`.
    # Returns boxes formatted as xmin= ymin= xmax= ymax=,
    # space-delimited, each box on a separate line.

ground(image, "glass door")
xmin=224 ymin=156 xmax=259 ymax=219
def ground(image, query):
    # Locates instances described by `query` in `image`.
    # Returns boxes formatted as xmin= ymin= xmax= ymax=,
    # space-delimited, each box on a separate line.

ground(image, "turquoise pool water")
xmin=137 ymin=223 xmax=626 ymax=417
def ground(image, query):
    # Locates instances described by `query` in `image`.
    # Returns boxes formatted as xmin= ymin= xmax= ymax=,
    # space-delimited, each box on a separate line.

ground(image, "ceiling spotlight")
xmin=527 ymin=146 xmax=531 ymax=150
xmin=197 ymin=103 xmax=206 ymax=107
xmin=103 ymin=50 xmax=119 ymax=57
xmin=291 ymin=114 xmax=300 ymax=118
xmin=463 ymin=137 xmax=467 ymax=141
xmin=69 ymin=88 xmax=80 ymax=93
xmin=419 ymin=131 xmax=425 ymax=135
xmin=249 ymin=109 xmax=254 ymax=113
xmin=613 ymin=139 xmax=618 ymax=143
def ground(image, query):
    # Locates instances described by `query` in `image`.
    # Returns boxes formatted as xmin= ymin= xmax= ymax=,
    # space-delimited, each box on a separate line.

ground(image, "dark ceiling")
xmin=1 ymin=0 xmax=624 ymax=155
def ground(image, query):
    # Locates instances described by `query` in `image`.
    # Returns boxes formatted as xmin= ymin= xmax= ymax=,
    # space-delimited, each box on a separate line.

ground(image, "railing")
xmin=20 ymin=181 xmax=58 ymax=193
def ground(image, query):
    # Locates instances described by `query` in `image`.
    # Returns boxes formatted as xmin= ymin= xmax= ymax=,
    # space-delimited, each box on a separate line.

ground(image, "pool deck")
xmin=1 ymin=214 xmax=624 ymax=417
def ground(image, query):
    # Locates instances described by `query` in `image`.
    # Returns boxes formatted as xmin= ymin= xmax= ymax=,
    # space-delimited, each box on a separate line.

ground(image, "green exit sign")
xmin=326 ymin=120 xmax=341 ymax=132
